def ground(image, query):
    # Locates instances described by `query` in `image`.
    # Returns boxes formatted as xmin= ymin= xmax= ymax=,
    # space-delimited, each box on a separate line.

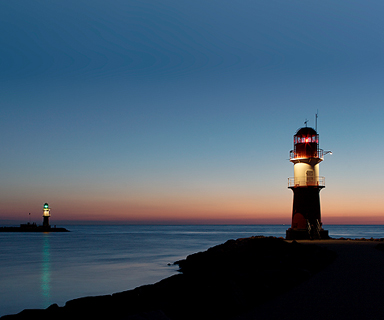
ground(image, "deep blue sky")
xmin=1 ymin=0 xmax=383 ymax=223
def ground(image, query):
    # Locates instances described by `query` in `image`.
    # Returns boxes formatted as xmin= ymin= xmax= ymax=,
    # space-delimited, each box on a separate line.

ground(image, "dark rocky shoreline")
xmin=2 ymin=236 xmax=336 ymax=320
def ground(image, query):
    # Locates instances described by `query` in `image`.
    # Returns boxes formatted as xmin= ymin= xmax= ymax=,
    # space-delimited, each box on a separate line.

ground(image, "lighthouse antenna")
xmin=315 ymin=110 xmax=318 ymax=132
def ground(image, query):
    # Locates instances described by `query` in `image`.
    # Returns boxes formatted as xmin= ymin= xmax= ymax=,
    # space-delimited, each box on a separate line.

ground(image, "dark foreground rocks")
xmin=2 ymin=237 xmax=336 ymax=320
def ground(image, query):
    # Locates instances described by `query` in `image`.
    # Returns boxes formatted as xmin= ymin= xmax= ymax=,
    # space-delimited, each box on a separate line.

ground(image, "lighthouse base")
xmin=286 ymin=228 xmax=329 ymax=240
xmin=43 ymin=216 xmax=50 ymax=228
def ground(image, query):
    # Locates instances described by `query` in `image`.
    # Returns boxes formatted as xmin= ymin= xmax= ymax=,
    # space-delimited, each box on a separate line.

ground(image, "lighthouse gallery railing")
xmin=288 ymin=176 xmax=325 ymax=188
xmin=290 ymin=149 xmax=324 ymax=160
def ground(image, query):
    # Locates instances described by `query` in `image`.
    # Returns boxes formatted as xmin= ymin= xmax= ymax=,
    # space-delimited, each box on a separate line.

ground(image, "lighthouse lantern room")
xmin=286 ymin=126 xmax=329 ymax=240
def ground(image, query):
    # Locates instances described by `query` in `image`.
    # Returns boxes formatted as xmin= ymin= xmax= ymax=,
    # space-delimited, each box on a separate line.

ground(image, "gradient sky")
xmin=1 ymin=0 xmax=383 ymax=224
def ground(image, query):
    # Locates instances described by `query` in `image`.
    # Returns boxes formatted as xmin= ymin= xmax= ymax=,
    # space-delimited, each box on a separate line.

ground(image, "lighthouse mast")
xmin=286 ymin=125 xmax=329 ymax=240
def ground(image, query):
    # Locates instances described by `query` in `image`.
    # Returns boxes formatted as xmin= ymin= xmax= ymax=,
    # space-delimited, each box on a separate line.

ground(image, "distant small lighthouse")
xmin=42 ymin=203 xmax=51 ymax=227
xmin=286 ymin=124 xmax=330 ymax=240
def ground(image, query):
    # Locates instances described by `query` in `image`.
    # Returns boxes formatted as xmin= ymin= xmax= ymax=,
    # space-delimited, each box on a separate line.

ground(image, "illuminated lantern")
xmin=43 ymin=203 xmax=51 ymax=227
xmin=286 ymin=126 xmax=330 ymax=239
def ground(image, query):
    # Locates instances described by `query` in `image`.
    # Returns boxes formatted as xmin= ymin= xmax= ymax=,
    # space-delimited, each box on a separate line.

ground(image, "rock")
xmin=125 ymin=310 xmax=172 ymax=320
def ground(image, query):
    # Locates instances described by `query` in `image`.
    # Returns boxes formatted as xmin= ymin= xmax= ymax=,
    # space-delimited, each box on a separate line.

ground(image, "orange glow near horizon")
xmin=0 ymin=177 xmax=382 ymax=225
xmin=1 ymin=189 xmax=383 ymax=225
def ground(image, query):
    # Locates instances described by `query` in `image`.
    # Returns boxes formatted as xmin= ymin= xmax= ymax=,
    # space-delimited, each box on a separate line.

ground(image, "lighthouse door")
xmin=306 ymin=170 xmax=314 ymax=186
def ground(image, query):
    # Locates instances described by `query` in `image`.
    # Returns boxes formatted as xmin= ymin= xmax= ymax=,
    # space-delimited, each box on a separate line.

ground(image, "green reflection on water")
xmin=41 ymin=234 xmax=51 ymax=308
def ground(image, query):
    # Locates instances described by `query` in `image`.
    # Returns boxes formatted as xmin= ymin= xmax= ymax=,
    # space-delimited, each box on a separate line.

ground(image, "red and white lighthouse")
xmin=286 ymin=125 xmax=330 ymax=239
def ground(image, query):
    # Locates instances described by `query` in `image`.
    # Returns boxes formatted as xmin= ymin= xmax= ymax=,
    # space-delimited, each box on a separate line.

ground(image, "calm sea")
xmin=1 ymin=224 xmax=383 ymax=317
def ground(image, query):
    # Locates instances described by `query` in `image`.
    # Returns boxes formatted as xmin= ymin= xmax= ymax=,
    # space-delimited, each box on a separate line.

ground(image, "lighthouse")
xmin=286 ymin=125 xmax=330 ymax=240
xmin=42 ymin=203 xmax=51 ymax=228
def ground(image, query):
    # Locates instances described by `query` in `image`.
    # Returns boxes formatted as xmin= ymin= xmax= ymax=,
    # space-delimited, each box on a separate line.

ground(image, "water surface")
xmin=0 ymin=225 xmax=382 ymax=317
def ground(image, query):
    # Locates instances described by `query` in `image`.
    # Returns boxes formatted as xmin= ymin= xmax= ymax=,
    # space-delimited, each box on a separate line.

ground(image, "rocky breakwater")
xmin=2 ymin=236 xmax=336 ymax=320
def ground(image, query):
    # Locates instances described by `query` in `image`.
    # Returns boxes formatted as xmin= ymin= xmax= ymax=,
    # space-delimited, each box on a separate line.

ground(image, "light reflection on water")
xmin=41 ymin=234 xmax=51 ymax=308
